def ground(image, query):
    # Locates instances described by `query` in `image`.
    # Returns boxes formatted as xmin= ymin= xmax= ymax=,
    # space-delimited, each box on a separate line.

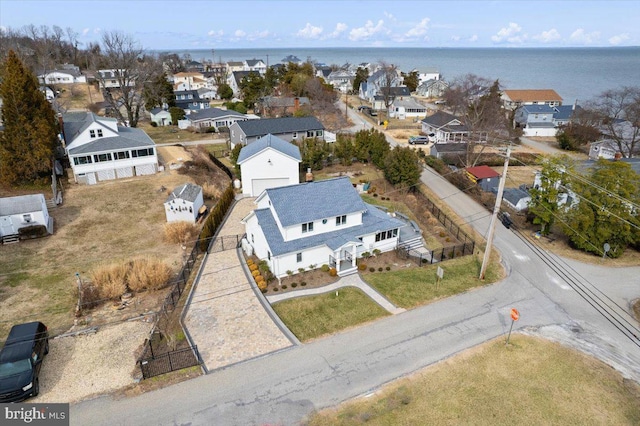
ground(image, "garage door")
xmin=252 ymin=178 xmax=290 ymax=196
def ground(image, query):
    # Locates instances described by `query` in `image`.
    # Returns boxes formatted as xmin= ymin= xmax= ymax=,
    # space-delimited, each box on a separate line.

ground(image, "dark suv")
xmin=0 ymin=322 xmax=49 ymax=402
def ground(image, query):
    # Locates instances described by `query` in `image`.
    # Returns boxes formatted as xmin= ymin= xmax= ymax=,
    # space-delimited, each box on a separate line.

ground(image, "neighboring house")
xmin=237 ymin=134 xmax=302 ymax=197
xmin=360 ymin=68 xmax=403 ymax=101
xmin=502 ymin=89 xmax=563 ymax=110
xmin=326 ymin=70 xmax=354 ymax=93
xmin=61 ymin=112 xmax=158 ymax=185
xmin=197 ymin=87 xmax=218 ymax=101
xmin=241 ymin=176 xmax=406 ymax=278
xmin=228 ymin=71 xmax=252 ymax=97
xmin=389 ymin=97 xmax=428 ymax=120
xmin=226 ymin=61 xmax=245 ymax=73
xmin=589 ymin=139 xmax=622 ymax=160
xmin=0 ymin=194 xmax=52 ymax=242
xmin=430 ymin=143 xmax=469 ymax=161
xmin=229 ymin=116 xmax=325 ymax=147
xmin=514 ymin=104 xmax=557 ymax=137
xmin=415 ymin=79 xmax=449 ymax=98
xmin=255 ymin=96 xmax=310 ymax=117
xmin=421 ymin=111 xmax=470 ymax=143
xmin=175 ymin=90 xmax=210 ymax=112
xmin=173 ymin=72 xmax=207 ymax=91
xmin=149 ymin=108 xmax=172 ymax=126
xmin=97 ymin=69 xmax=135 ymax=89
xmin=500 ymin=188 xmax=531 ymax=211
xmin=178 ymin=107 xmax=251 ymax=131
xmin=38 ymin=69 xmax=86 ymax=85
xmin=465 ymin=165 xmax=500 ymax=191
xmin=417 ymin=68 xmax=441 ymax=84
xmin=185 ymin=60 xmax=205 ymax=72
xmin=281 ymin=55 xmax=303 ymax=65
xmin=553 ymin=104 xmax=582 ymax=127
xmin=372 ymin=87 xmax=412 ymax=110
xmin=245 ymin=59 xmax=267 ymax=75
xmin=164 ymin=183 xmax=204 ymax=223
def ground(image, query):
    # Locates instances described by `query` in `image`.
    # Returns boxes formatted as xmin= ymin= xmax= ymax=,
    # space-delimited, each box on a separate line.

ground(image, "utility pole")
xmin=479 ymin=146 xmax=511 ymax=280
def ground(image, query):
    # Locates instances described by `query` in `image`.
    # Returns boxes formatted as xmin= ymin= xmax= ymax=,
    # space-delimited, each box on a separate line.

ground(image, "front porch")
xmin=329 ymin=244 xmax=358 ymax=277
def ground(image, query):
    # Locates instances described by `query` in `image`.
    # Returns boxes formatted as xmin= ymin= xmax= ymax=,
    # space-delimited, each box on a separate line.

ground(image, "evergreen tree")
xmin=384 ymin=146 xmax=421 ymax=190
xmin=354 ymin=128 xmax=389 ymax=169
xmin=143 ymin=72 xmax=175 ymax=109
xmin=562 ymin=159 xmax=640 ymax=258
xmin=0 ymin=50 xmax=58 ymax=186
xmin=528 ymin=156 xmax=574 ymax=236
xmin=352 ymin=67 xmax=369 ymax=94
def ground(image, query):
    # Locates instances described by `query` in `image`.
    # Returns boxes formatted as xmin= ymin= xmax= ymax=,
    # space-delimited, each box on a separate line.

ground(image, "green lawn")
xmin=364 ymin=256 xmax=501 ymax=309
xmin=305 ymin=335 xmax=640 ymax=425
xmin=272 ymin=287 xmax=390 ymax=341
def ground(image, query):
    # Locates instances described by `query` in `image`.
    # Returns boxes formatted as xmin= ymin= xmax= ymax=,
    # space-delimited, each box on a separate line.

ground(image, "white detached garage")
xmin=237 ymin=134 xmax=301 ymax=197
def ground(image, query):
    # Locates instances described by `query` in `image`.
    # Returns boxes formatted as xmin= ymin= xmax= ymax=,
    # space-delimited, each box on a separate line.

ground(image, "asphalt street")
xmin=71 ymin=104 xmax=640 ymax=426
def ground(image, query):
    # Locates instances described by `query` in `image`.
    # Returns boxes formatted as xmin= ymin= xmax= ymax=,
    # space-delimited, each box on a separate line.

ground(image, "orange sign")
xmin=510 ymin=308 xmax=520 ymax=321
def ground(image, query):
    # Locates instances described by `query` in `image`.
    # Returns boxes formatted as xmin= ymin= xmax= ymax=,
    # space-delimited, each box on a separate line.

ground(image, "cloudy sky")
xmin=1 ymin=0 xmax=638 ymax=49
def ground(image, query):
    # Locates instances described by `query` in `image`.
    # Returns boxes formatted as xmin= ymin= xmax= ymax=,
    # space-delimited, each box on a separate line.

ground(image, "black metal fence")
xmin=418 ymin=188 xmax=476 ymax=246
xmin=138 ymin=341 xmax=202 ymax=379
xmin=397 ymin=241 xmax=476 ymax=266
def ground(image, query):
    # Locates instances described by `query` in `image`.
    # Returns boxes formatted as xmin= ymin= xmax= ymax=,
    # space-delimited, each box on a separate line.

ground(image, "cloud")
xmin=570 ymin=28 xmax=600 ymax=44
xmin=82 ymin=28 xmax=90 ymax=36
xmin=405 ymin=18 xmax=430 ymax=39
xmin=491 ymin=22 xmax=525 ymax=43
xmin=608 ymin=33 xmax=629 ymax=45
xmin=451 ymin=35 xmax=461 ymax=42
xmin=297 ymin=23 xmax=323 ymax=39
xmin=234 ymin=29 xmax=246 ymax=38
xmin=468 ymin=34 xmax=479 ymax=42
xmin=207 ymin=29 xmax=224 ymax=37
xmin=533 ymin=28 xmax=561 ymax=43
xmin=384 ymin=11 xmax=396 ymax=22
xmin=349 ymin=20 xmax=386 ymax=41
xmin=93 ymin=28 xmax=102 ymax=34
xmin=327 ymin=22 xmax=347 ymax=38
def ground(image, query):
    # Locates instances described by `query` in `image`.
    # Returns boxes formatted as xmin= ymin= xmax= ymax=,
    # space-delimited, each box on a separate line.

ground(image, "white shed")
xmin=164 ymin=183 xmax=204 ymax=223
xmin=0 ymin=194 xmax=52 ymax=241
xmin=237 ymin=134 xmax=302 ymax=197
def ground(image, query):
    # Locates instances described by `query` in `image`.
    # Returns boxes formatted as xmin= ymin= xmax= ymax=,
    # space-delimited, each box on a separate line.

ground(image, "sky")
xmin=1 ymin=0 xmax=639 ymax=50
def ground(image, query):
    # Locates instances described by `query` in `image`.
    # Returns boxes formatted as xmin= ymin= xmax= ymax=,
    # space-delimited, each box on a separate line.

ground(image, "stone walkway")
xmin=183 ymin=197 xmax=294 ymax=372
xmin=267 ymin=274 xmax=406 ymax=315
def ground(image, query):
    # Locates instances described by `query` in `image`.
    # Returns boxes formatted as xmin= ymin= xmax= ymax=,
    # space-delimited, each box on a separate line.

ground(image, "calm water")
xmin=164 ymin=47 xmax=640 ymax=104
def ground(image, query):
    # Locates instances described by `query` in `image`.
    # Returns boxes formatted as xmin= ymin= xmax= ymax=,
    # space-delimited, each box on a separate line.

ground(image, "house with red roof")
xmin=465 ymin=165 xmax=500 ymax=191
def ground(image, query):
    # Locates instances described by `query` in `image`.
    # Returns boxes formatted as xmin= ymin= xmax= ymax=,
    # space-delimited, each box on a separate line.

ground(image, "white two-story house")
xmin=62 ymin=112 xmax=158 ymax=185
xmin=242 ymin=177 xmax=406 ymax=279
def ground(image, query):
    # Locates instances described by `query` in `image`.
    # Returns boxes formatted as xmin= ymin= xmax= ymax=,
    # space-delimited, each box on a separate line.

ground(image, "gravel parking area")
xmin=31 ymin=320 xmax=153 ymax=404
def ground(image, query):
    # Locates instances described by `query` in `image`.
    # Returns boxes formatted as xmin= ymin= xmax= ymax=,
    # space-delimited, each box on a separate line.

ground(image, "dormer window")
xmin=302 ymin=222 xmax=313 ymax=233
xmin=97 ymin=129 xmax=103 ymax=137
xmin=336 ymin=215 xmax=347 ymax=226
xmin=89 ymin=130 xmax=96 ymax=138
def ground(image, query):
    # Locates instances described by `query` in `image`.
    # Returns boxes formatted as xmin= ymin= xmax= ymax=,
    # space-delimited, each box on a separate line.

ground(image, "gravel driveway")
xmin=31 ymin=320 xmax=152 ymax=404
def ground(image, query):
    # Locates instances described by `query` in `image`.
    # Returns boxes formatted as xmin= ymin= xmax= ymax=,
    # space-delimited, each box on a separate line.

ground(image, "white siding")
xmin=116 ymin=167 xmax=134 ymax=178
xmin=272 ymin=245 xmax=332 ymax=278
xmin=240 ymin=148 xmax=300 ymax=197
xmin=252 ymin=178 xmax=290 ymax=197
xmin=97 ymin=169 xmax=116 ymax=181
xmin=135 ymin=164 xmax=156 ymax=176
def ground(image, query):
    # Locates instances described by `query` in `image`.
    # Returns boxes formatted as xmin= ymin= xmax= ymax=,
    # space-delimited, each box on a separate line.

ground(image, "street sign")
xmin=437 ymin=266 xmax=444 ymax=279
xmin=510 ymin=308 xmax=520 ymax=321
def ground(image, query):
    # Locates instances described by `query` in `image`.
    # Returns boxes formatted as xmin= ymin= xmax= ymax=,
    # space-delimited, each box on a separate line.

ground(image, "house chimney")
xmin=305 ymin=167 xmax=313 ymax=182
xmin=294 ymin=97 xmax=300 ymax=112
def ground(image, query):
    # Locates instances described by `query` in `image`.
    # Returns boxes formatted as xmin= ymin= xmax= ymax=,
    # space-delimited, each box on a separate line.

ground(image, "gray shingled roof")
xmin=502 ymin=188 xmax=531 ymax=207
xmin=0 ymin=194 xmax=45 ymax=216
xmin=255 ymin=202 xmax=405 ymax=256
xmin=236 ymin=116 xmax=324 ymax=137
xmin=165 ymin=183 xmax=202 ymax=203
xmin=432 ymin=143 xmax=469 ymax=153
xmin=62 ymin=112 xmax=118 ymax=145
xmin=421 ymin=111 xmax=469 ymax=133
xmin=237 ymin=134 xmax=302 ymax=163
xmin=265 ymin=177 xmax=364 ymax=227
xmin=67 ymin=126 xmax=155 ymax=155
xmin=187 ymin=108 xmax=246 ymax=121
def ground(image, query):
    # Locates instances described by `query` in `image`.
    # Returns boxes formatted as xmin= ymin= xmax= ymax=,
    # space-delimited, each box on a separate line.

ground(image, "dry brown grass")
xmin=91 ymin=263 xmax=128 ymax=300
xmin=127 ymin=257 xmax=172 ymax=292
xmin=201 ymin=182 xmax=222 ymax=200
xmin=163 ymin=221 xmax=199 ymax=245
xmin=55 ymin=83 xmax=104 ymax=111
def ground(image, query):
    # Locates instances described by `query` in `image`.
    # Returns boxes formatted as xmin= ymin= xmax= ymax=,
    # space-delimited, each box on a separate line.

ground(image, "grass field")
xmin=363 ymin=255 xmax=502 ymax=309
xmin=139 ymin=122 xmax=226 ymax=144
xmin=271 ymin=288 xmax=390 ymax=341
xmin=306 ymin=335 xmax=640 ymax=425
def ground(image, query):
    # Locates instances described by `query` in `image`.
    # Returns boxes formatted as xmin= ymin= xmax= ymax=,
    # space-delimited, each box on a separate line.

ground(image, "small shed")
xmin=466 ymin=165 xmax=500 ymax=192
xmin=430 ymin=143 xmax=469 ymax=160
xmin=501 ymin=188 xmax=531 ymax=211
xmin=0 ymin=194 xmax=52 ymax=242
xmin=150 ymin=108 xmax=172 ymax=126
xmin=164 ymin=183 xmax=204 ymax=223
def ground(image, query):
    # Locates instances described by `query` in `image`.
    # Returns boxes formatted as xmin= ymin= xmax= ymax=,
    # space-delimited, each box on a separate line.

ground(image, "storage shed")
xmin=164 ymin=183 xmax=204 ymax=223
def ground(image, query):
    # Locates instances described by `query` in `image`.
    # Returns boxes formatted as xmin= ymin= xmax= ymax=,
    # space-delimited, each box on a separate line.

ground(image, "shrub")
xmin=291 ymin=283 xmax=298 ymax=288
xmin=386 ymin=266 xmax=391 ymax=271
xmin=369 ymin=267 xmax=375 ymax=272
xmin=445 ymin=237 xmax=451 ymax=242
xmin=298 ymin=267 xmax=306 ymax=274
xmin=439 ymin=231 xmax=446 ymax=238
xmin=361 ymin=251 xmax=371 ymax=259
xmin=372 ymin=249 xmax=381 ymax=256
xmin=163 ymin=221 xmax=199 ymax=245
xmin=77 ymin=282 xmax=101 ymax=310
xmin=329 ymin=268 xmax=337 ymax=277
xmin=378 ymin=267 xmax=383 ymax=272
xmin=91 ymin=263 xmax=128 ymax=300
xmin=273 ymin=287 xmax=279 ymax=292
xmin=373 ymin=193 xmax=378 ymax=197
xmin=249 ymin=264 xmax=259 ymax=272
xmin=202 ymin=182 xmax=221 ymax=200
xmin=247 ymin=258 xmax=254 ymax=266
xmin=18 ymin=225 xmax=48 ymax=239
xmin=301 ymin=282 xmax=307 ymax=286
xmin=320 ymin=264 xmax=330 ymax=272
xmin=281 ymin=285 xmax=287 ymax=290
xmin=286 ymin=269 xmax=294 ymax=276
xmin=252 ymin=269 xmax=260 ymax=278
xmin=261 ymin=288 xmax=268 ymax=293
xmin=127 ymin=257 xmax=172 ymax=292
xmin=358 ymin=263 xmax=367 ymax=271
xmin=257 ymin=280 xmax=267 ymax=291
xmin=308 ymin=264 xmax=317 ymax=271
xmin=150 ymin=121 xmax=158 ymax=127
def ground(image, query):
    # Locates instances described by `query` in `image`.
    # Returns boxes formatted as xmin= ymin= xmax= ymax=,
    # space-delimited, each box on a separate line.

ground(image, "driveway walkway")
xmin=266 ymin=274 xmax=406 ymax=315
xmin=183 ymin=197 xmax=293 ymax=372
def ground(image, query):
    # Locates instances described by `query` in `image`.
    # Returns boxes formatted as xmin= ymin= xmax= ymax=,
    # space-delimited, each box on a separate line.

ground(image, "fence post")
xmin=168 ymin=352 xmax=174 ymax=372
xmin=441 ymin=248 xmax=445 ymax=260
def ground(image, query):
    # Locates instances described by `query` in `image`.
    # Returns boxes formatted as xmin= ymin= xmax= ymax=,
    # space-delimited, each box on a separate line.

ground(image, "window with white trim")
xmin=296 ymin=253 xmax=302 ymax=263
xmin=73 ymin=156 xmax=92 ymax=165
xmin=375 ymin=228 xmax=398 ymax=242
xmin=114 ymin=151 xmax=130 ymax=160
xmin=89 ymin=130 xmax=96 ymax=138
xmin=93 ymin=153 xmax=112 ymax=162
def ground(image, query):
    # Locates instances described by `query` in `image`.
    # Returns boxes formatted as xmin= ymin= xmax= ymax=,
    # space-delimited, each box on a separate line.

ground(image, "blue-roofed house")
xmin=178 ymin=107 xmax=253 ymax=131
xmin=62 ymin=112 xmax=158 ymax=184
xmin=552 ymin=104 xmax=582 ymax=127
xmin=229 ymin=116 xmax=325 ymax=148
xmin=241 ymin=176 xmax=406 ymax=278
xmin=237 ymin=134 xmax=302 ymax=197
xmin=514 ymin=104 xmax=557 ymax=137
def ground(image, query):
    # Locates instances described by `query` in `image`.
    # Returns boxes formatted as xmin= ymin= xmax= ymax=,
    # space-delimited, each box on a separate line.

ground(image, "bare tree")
xmin=587 ymin=86 xmax=640 ymax=158
xmin=97 ymin=31 xmax=162 ymax=127
xmin=377 ymin=61 xmax=400 ymax=118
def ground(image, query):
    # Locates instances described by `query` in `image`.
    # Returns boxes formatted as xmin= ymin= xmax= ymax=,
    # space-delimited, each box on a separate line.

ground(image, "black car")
xmin=0 ymin=322 xmax=49 ymax=402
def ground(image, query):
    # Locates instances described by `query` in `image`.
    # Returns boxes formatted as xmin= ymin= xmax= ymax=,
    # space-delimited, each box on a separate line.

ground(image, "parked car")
xmin=0 ymin=322 xmax=49 ymax=402
xmin=357 ymin=105 xmax=370 ymax=112
xmin=408 ymin=136 xmax=429 ymax=145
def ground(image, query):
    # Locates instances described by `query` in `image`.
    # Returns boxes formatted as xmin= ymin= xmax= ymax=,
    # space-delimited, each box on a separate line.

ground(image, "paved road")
xmin=72 ymin=159 xmax=640 ymax=426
